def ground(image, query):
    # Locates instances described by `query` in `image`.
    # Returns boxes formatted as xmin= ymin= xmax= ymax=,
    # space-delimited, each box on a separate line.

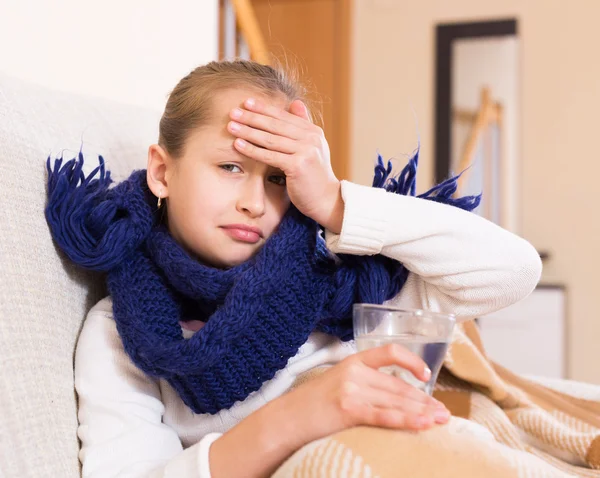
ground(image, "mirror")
xmin=435 ymin=19 xmax=518 ymax=232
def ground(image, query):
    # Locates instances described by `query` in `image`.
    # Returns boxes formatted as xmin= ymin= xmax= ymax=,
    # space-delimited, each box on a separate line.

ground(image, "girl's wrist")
xmin=268 ymin=391 xmax=315 ymax=451
xmin=316 ymin=180 xmax=344 ymax=234
xmin=210 ymin=393 xmax=311 ymax=478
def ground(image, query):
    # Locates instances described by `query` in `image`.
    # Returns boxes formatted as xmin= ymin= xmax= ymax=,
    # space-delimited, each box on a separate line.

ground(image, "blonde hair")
xmin=159 ymin=60 xmax=311 ymax=158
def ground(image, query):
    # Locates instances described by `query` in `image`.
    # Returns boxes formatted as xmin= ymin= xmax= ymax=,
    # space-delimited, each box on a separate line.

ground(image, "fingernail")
xmin=235 ymin=138 xmax=247 ymax=148
xmin=434 ymin=409 xmax=450 ymax=422
xmin=423 ymin=367 xmax=431 ymax=381
xmin=245 ymin=98 xmax=255 ymax=108
xmin=231 ymin=108 xmax=243 ymax=119
xmin=229 ymin=121 xmax=241 ymax=132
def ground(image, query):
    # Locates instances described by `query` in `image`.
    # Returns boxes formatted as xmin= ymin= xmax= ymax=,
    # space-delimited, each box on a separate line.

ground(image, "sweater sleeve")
xmin=325 ymin=180 xmax=543 ymax=321
xmin=75 ymin=298 xmax=222 ymax=478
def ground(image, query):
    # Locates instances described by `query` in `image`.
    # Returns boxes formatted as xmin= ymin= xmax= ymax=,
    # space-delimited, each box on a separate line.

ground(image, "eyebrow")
xmin=213 ymin=147 xmax=285 ymax=174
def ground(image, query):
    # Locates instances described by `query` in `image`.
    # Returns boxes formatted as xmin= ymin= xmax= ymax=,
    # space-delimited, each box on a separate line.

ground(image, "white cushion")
xmin=0 ymin=71 xmax=159 ymax=478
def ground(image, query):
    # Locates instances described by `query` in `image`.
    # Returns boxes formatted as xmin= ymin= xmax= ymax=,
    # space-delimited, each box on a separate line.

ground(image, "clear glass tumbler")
xmin=353 ymin=304 xmax=456 ymax=395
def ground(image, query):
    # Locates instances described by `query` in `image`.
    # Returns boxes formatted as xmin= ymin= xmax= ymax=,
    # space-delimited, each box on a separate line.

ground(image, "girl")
xmin=45 ymin=60 xmax=542 ymax=478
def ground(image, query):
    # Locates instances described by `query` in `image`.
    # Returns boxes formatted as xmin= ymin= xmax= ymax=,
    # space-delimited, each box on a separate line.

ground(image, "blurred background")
xmin=1 ymin=0 xmax=598 ymax=384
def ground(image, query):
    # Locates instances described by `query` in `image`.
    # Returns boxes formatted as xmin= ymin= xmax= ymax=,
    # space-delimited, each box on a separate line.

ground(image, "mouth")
xmin=220 ymin=224 xmax=264 ymax=244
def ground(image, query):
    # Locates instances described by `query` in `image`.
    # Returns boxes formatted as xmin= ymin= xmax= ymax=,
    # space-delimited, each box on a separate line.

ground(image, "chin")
xmin=215 ymin=250 xmax=258 ymax=269
xmin=217 ymin=258 xmax=250 ymax=270
xmin=188 ymin=239 xmax=260 ymax=269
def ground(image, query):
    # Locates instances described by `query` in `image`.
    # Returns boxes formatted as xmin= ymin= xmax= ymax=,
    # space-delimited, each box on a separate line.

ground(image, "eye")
xmin=219 ymin=164 xmax=242 ymax=173
xmin=268 ymin=174 xmax=286 ymax=186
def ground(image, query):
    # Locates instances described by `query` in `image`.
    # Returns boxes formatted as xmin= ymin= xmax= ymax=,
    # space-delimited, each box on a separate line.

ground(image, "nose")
xmin=236 ymin=176 xmax=266 ymax=218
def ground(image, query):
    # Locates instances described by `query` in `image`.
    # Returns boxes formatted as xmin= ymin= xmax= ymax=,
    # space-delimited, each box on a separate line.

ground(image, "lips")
xmin=221 ymin=224 xmax=264 ymax=244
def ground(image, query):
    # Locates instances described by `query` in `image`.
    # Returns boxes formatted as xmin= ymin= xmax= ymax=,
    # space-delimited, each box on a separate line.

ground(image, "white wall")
xmin=0 ymin=0 xmax=218 ymax=111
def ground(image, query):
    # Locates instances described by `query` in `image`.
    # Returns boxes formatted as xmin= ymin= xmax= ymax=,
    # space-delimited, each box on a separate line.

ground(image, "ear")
xmin=289 ymin=99 xmax=311 ymax=121
xmin=147 ymin=144 xmax=171 ymax=200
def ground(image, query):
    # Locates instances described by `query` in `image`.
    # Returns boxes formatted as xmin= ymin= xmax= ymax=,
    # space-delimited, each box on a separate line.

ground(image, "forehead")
xmin=211 ymin=87 xmax=289 ymax=123
xmin=182 ymin=88 xmax=289 ymax=156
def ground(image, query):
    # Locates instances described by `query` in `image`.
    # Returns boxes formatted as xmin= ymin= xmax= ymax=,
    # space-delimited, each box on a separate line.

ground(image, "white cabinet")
xmin=477 ymin=285 xmax=566 ymax=379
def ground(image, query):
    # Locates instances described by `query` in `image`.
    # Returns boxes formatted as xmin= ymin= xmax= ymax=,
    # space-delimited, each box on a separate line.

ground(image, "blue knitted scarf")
xmin=45 ymin=149 xmax=479 ymax=415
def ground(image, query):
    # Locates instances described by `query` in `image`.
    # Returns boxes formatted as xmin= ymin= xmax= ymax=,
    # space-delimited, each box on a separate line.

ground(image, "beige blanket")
xmin=273 ymin=322 xmax=600 ymax=477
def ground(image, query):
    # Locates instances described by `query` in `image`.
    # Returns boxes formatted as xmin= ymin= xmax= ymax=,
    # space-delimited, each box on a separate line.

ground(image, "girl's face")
xmin=147 ymin=88 xmax=291 ymax=268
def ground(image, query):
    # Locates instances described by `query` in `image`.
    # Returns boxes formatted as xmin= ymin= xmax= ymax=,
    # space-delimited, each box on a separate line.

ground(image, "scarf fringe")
xmin=372 ymin=146 xmax=482 ymax=212
xmin=45 ymin=153 xmax=153 ymax=272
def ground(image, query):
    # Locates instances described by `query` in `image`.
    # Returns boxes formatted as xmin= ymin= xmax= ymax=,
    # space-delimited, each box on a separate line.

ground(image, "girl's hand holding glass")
xmin=282 ymin=343 xmax=451 ymax=445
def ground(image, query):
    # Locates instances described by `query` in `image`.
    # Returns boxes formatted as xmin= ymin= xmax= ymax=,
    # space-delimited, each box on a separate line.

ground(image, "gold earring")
xmin=157 ymin=195 xmax=162 ymax=208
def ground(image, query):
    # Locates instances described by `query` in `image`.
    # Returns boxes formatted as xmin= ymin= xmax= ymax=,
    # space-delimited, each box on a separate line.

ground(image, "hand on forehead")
xmin=222 ymin=86 xmax=340 ymax=233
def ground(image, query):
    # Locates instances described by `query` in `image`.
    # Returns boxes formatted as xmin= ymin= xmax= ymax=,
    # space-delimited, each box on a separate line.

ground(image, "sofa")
xmin=0 ymin=71 xmax=159 ymax=477
xmin=1 ymin=71 xmax=599 ymax=478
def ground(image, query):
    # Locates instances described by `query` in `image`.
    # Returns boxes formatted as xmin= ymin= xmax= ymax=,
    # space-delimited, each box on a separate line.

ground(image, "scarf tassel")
xmin=45 ymin=153 xmax=153 ymax=272
xmin=372 ymin=146 xmax=482 ymax=212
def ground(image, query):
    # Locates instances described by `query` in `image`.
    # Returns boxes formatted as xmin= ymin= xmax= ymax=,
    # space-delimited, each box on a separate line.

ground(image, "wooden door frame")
xmin=333 ymin=0 xmax=352 ymax=180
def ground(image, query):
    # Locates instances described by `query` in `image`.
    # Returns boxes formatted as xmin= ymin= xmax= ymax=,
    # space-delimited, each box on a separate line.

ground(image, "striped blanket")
xmin=273 ymin=322 xmax=600 ymax=477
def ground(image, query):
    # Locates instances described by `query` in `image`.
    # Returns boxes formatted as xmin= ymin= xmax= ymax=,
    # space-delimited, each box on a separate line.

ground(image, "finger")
xmin=357 ymin=387 xmax=449 ymax=424
xmin=347 ymin=399 xmax=435 ymax=431
xmin=228 ymin=121 xmax=297 ymax=154
xmin=371 ymin=407 xmax=437 ymax=430
xmin=230 ymin=107 xmax=305 ymax=140
xmin=361 ymin=365 xmax=445 ymax=409
xmin=289 ymin=99 xmax=311 ymax=121
xmin=233 ymin=138 xmax=290 ymax=171
xmin=244 ymin=97 xmax=313 ymax=130
xmin=358 ymin=343 xmax=432 ymax=383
